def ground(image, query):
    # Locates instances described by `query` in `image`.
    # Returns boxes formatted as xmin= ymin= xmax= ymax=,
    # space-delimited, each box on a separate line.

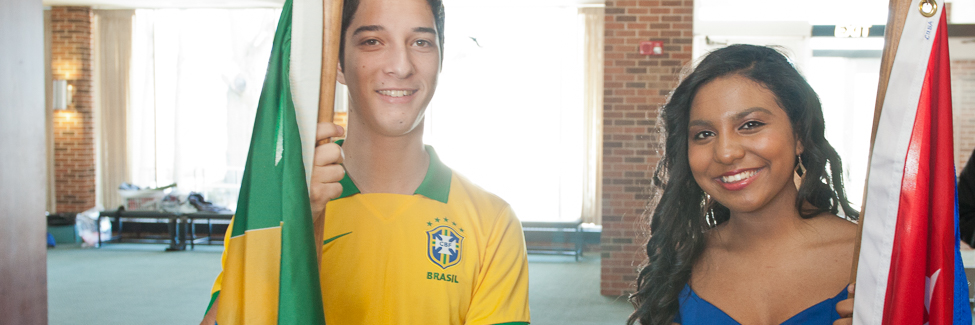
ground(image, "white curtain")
xmin=44 ymin=10 xmax=56 ymax=213
xmin=129 ymin=9 xmax=279 ymax=209
xmin=580 ymin=7 xmax=604 ymax=225
xmin=94 ymin=9 xmax=134 ymax=210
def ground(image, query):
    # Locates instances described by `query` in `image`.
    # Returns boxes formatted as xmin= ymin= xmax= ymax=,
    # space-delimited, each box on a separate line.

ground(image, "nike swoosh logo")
xmin=323 ymin=232 xmax=352 ymax=245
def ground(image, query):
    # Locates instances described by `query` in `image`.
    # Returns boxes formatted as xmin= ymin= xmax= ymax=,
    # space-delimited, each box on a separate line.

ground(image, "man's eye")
xmin=361 ymin=39 xmax=379 ymax=46
xmin=414 ymin=39 xmax=432 ymax=47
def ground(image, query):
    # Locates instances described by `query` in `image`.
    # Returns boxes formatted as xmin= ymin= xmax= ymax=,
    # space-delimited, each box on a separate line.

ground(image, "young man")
xmin=201 ymin=0 xmax=531 ymax=323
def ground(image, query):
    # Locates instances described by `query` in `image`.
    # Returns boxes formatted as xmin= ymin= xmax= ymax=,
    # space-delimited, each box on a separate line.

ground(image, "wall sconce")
xmin=53 ymin=80 xmax=73 ymax=110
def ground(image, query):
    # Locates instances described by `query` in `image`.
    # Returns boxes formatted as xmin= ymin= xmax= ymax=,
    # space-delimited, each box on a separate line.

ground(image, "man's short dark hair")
xmin=338 ymin=0 xmax=445 ymax=68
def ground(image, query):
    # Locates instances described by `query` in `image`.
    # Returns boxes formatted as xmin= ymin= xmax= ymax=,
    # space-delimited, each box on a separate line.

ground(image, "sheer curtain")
xmin=94 ymin=9 xmax=134 ymax=210
xmin=580 ymin=7 xmax=604 ymax=224
xmin=44 ymin=10 xmax=56 ymax=213
xmin=423 ymin=6 xmax=589 ymax=222
xmin=129 ymin=9 xmax=279 ymax=209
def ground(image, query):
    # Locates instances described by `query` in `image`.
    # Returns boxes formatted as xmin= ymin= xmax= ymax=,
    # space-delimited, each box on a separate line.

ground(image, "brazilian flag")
xmin=215 ymin=0 xmax=325 ymax=323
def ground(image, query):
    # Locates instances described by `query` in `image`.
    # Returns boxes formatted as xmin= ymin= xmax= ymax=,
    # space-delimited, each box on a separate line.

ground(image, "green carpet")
xmin=48 ymin=244 xmax=632 ymax=324
xmin=526 ymin=255 xmax=634 ymax=324
xmin=47 ymin=244 xmax=224 ymax=325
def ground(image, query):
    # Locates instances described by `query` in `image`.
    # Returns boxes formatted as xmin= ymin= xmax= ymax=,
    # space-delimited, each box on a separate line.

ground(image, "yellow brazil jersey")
xmin=209 ymin=145 xmax=531 ymax=325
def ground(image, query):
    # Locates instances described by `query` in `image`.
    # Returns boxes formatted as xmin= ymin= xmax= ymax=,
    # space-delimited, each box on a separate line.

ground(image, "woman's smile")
xmin=715 ymin=167 xmax=762 ymax=191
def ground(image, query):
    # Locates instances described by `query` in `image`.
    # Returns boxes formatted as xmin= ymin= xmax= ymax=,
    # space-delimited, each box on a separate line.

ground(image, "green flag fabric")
xmin=215 ymin=0 xmax=326 ymax=323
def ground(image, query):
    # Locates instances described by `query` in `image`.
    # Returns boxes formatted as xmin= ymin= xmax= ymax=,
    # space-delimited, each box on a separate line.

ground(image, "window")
xmin=129 ymin=9 xmax=280 ymax=209
xmin=424 ymin=5 xmax=593 ymax=222
xmin=128 ymin=6 xmax=597 ymax=221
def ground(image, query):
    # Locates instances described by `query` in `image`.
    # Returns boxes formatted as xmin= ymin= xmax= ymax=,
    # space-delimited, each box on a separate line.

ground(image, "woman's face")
xmin=686 ymin=74 xmax=802 ymax=214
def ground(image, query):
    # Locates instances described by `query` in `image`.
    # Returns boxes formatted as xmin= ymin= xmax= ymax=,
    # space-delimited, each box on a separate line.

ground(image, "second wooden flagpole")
xmin=314 ymin=0 xmax=344 ymax=263
xmin=849 ymin=0 xmax=911 ymax=287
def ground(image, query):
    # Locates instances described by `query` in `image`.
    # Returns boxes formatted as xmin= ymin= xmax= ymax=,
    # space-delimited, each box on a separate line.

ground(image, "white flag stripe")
xmin=290 ymin=0 xmax=324 ymax=181
xmin=853 ymin=2 xmax=944 ymax=324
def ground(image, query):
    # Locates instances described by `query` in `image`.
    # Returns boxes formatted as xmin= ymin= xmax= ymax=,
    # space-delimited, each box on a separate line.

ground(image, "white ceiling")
xmin=43 ymin=0 xmax=604 ymax=9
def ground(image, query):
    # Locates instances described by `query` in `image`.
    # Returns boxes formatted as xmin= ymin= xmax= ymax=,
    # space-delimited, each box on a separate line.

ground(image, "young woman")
xmin=628 ymin=44 xmax=859 ymax=325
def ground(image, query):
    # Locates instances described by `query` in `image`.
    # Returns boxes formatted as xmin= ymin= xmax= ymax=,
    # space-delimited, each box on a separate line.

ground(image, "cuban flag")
xmin=853 ymin=1 xmax=972 ymax=324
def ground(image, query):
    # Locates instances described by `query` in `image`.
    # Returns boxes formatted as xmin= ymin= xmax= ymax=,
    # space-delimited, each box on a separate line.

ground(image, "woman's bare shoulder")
xmin=817 ymin=214 xmax=858 ymax=244
xmin=810 ymin=214 xmax=858 ymax=284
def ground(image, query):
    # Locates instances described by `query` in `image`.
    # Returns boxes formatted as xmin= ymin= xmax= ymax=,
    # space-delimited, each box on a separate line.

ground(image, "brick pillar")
xmin=51 ymin=7 xmax=95 ymax=213
xmin=953 ymin=60 xmax=975 ymax=170
xmin=600 ymin=0 xmax=693 ymax=296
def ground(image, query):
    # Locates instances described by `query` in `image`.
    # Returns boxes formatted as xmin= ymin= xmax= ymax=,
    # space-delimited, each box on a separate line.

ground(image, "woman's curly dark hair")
xmin=626 ymin=44 xmax=859 ymax=325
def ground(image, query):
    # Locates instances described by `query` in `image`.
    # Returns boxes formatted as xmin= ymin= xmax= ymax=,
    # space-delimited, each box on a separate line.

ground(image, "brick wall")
xmin=954 ymin=60 xmax=975 ymax=172
xmin=600 ymin=0 xmax=694 ymax=296
xmin=51 ymin=7 xmax=95 ymax=213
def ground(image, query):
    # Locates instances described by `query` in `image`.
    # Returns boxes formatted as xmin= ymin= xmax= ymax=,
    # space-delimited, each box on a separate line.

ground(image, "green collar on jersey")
xmin=333 ymin=139 xmax=452 ymax=203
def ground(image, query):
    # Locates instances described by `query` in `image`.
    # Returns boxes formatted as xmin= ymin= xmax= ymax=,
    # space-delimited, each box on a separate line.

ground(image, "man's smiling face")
xmin=337 ymin=0 xmax=441 ymax=138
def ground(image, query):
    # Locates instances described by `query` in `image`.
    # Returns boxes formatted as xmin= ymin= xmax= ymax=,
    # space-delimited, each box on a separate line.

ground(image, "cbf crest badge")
xmin=427 ymin=225 xmax=464 ymax=269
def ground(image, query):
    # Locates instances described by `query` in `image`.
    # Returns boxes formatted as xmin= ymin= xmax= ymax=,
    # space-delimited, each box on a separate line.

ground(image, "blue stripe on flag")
xmin=954 ymin=183 xmax=972 ymax=324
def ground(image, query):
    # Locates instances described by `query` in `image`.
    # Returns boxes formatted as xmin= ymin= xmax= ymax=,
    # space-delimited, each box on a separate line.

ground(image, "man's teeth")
xmin=378 ymin=90 xmax=414 ymax=97
xmin=721 ymin=170 xmax=757 ymax=183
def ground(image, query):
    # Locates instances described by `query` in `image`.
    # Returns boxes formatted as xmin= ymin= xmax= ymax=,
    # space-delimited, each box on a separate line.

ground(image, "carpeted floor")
xmin=47 ymin=244 xmax=633 ymax=324
xmin=526 ymin=255 xmax=634 ymax=324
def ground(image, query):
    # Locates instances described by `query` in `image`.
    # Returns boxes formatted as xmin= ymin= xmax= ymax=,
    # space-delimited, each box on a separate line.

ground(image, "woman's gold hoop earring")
xmin=794 ymin=156 xmax=806 ymax=190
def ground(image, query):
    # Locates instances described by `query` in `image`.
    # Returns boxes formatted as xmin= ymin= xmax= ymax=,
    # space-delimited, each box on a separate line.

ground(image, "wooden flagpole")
xmin=849 ymin=0 xmax=912 ymax=285
xmin=314 ymin=0 xmax=344 ymax=262
xmin=318 ymin=0 xmax=343 ymax=127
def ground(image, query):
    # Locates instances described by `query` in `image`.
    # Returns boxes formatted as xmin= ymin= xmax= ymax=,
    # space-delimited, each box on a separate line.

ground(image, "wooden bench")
xmin=184 ymin=212 xmax=234 ymax=249
xmin=98 ymin=209 xmax=184 ymax=251
xmin=98 ymin=209 xmax=234 ymax=251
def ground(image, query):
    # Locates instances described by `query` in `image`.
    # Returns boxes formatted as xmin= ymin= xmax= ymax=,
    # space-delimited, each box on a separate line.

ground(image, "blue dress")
xmin=674 ymin=284 xmax=848 ymax=324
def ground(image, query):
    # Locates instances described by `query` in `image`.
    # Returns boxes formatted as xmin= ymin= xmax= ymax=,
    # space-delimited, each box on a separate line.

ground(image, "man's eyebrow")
xmin=413 ymin=27 xmax=437 ymax=35
xmin=734 ymin=107 xmax=774 ymax=120
xmin=352 ymin=25 xmax=383 ymax=36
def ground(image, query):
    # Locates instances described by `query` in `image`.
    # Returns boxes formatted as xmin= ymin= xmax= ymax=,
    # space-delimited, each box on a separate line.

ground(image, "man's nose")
xmin=383 ymin=44 xmax=415 ymax=79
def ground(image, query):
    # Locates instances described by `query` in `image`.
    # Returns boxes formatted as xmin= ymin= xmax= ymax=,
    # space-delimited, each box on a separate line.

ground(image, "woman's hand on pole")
xmin=833 ymin=283 xmax=855 ymax=325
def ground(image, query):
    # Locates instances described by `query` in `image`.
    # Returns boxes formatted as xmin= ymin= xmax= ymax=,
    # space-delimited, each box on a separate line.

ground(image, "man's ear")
xmin=336 ymin=62 xmax=346 ymax=85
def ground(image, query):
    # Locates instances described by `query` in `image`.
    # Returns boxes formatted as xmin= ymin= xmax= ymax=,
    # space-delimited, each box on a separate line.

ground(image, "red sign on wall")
xmin=639 ymin=41 xmax=664 ymax=56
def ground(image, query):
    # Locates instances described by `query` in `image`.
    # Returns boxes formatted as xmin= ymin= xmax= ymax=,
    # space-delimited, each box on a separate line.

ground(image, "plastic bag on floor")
xmin=77 ymin=206 xmax=110 ymax=248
